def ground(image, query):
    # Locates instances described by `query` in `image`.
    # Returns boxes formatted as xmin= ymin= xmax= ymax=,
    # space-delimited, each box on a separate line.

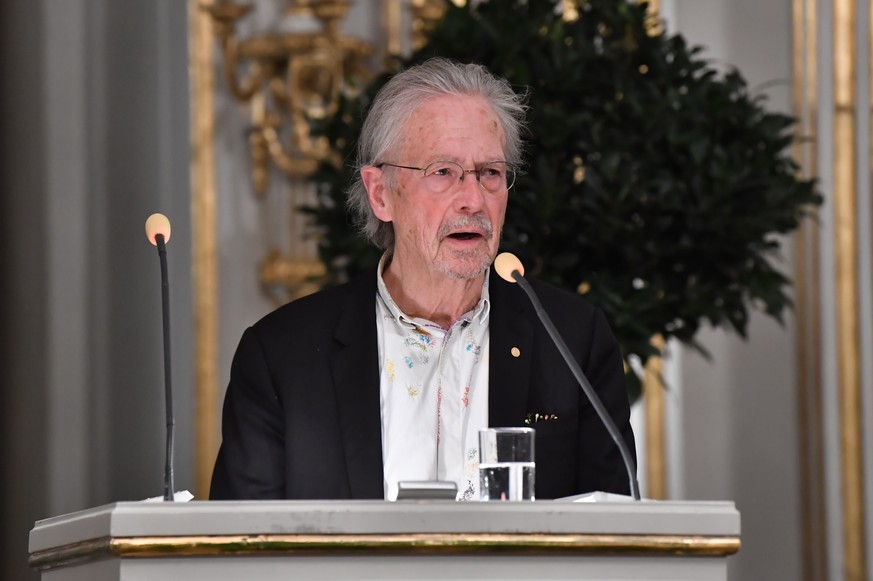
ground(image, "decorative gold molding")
xmin=643 ymin=335 xmax=666 ymax=500
xmin=792 ymin=0 xmax=826 ymax=579
xmin=189 ymin=0 xmax=220 ymax=500
xmin=833 ymin=0 xmax=866 ymax=578
xmin=640 ymin=0 xmax=666 ymax=502
xmin=203 ymin=1 xmax=372 ymax=302
xmin=30 ymin=533 xmax=741 ymax=571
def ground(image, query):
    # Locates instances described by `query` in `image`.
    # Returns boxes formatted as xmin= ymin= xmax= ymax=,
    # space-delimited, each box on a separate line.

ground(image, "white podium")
xmin=30 ymin=500 xmax=740 ymax=580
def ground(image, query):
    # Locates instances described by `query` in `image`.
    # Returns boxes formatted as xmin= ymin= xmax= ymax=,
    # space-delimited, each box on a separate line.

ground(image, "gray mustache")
xmin=438 ymin=214 xmax=493 ymax=240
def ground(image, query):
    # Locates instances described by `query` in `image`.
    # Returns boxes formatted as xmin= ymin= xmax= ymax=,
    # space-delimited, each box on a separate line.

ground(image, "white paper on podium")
xmin=143 ymin=490 xmax=194 ymax=503
xmin=559 ymin=490 xmax=640 ymax=502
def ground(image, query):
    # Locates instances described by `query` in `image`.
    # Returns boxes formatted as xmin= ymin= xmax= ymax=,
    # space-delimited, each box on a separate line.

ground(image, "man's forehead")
xmin=394 ymin=95 xmax=505 ymax=158
xmin=409 ymin=94 xmax=495 ymax=119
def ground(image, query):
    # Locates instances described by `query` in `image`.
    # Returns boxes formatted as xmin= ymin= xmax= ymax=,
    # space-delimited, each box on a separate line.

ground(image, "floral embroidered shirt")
xmin=375 ymin=256 xmax=490 ymax=501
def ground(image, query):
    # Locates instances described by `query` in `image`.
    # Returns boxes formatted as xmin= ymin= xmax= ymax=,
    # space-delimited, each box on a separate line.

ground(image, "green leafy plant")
xmin=303 ymin=0 xmax=821 ymax=398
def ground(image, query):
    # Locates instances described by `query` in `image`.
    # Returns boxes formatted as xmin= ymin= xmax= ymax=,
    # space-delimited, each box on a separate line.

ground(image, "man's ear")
xmin=361 ymin=165 xmax=393 ymax=222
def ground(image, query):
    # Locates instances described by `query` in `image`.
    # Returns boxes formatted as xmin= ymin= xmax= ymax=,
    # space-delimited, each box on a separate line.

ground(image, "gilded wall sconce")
xmin=204 ymin=0 xmax=374 ymax=301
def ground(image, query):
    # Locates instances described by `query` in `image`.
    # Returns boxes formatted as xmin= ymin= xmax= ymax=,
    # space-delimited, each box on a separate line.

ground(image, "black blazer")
xmin=210 ymin=268 xmax=635 ymax=500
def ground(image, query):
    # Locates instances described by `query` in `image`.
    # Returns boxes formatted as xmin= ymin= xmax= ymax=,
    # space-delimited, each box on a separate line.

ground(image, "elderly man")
xmin=210 ymin=58 xmax=635 ymax=501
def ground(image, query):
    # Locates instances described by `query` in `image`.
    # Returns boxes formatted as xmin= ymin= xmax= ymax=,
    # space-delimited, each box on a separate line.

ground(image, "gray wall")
xmin=0 ymin=2 xmax=194 ymax=580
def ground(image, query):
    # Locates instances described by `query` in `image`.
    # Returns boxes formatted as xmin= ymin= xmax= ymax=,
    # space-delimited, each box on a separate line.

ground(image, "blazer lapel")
xmin=488 ymin=269 xmax=534 ymax=427
xmin=330 ymin=273 xmax=385 ymax=498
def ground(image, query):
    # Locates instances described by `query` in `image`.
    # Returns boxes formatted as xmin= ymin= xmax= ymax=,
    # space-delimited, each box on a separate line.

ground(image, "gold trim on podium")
xmin=30 ymin=533 xmax=741 ymax=571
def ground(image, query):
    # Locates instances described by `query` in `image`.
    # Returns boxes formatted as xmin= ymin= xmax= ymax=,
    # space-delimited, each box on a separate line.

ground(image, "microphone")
xmin=494 ymin=252 xmax=641 ymax=500
xmin=145 ymin=213 xmax=176 ymax=502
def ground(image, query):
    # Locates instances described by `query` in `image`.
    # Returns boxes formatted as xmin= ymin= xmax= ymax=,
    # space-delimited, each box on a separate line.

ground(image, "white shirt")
xmin=375 ymin=256 xmax=490 ymax=501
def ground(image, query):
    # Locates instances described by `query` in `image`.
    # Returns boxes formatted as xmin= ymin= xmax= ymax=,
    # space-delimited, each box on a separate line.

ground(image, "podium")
xmin=30 ymin=500 xmax=740 ymax=580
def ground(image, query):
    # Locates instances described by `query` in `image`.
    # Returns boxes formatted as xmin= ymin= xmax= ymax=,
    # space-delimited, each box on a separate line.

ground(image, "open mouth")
xmin=447 ymin=232 xmax=482 ymax=241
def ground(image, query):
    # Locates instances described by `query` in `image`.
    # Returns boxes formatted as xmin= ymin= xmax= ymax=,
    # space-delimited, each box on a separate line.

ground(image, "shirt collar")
xmin=376 ymin=252 xmax=491 ymax=328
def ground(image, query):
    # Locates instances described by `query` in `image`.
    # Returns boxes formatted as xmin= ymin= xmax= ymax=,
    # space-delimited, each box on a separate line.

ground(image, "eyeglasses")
xmin=376 ymin=160 xmax=516 ymax=194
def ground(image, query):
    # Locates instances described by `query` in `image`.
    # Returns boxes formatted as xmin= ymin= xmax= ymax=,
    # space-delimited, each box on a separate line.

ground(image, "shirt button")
xmin=511 ymin=347 xmax=521 ymax=358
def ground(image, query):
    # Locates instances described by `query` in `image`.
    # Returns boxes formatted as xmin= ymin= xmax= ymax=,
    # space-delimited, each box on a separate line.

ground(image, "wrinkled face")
xmin=366 ymin=94 xmax=509 ymax=281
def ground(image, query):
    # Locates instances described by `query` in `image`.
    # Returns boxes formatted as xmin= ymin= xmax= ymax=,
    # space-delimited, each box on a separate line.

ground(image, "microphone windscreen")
xmin=145 ymin=213 xmax=172 ymax=245
xmin=494 ymin=252 xmax=524 ymax=283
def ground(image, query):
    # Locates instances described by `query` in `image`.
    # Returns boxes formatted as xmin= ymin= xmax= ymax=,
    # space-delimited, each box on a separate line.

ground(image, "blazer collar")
xmin=487 ymin=268 xmax=534 ymax=428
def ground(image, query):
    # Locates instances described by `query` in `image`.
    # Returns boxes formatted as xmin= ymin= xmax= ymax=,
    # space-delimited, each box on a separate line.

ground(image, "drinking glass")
xmin=479 ymin=427 xmax=535 ymax=501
